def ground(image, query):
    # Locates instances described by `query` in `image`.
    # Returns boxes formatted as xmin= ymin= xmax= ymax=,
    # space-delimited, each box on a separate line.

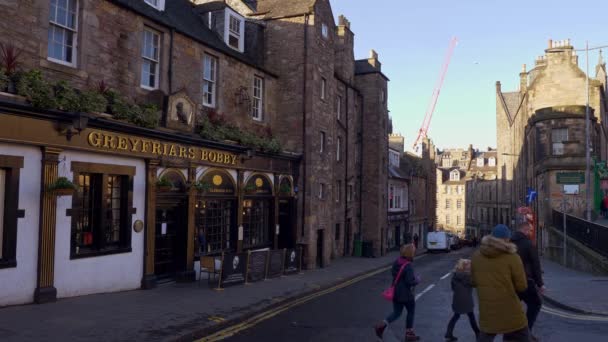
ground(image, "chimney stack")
xmin=496 ymin=81 xmax=502 ymax=92
xmin=367 ymin=49 xmax=381 ymax=70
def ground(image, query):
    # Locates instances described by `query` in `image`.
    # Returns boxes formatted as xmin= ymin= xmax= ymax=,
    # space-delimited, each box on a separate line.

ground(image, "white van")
xmin=427 ymin=231 xmax=450 ymax=252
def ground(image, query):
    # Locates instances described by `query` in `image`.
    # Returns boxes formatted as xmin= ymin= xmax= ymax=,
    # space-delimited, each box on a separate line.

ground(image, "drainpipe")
xmin=300 ymin=14 xmax=309 ymax=242
xmin=343 ymin=84 xmax=349 ymax=255
xmin=358 ymin=96 xmax=364 ymax=238
xmin=168 ymin=28 xmax=175 ymax=94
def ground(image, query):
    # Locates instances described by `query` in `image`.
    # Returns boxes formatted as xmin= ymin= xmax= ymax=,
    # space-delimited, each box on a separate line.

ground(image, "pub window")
xmin=203 ymin=54 xmax=218 ymax=107
xmin=71 ymin=163 xmax=134 ymax=258
xmin=0 ymin=156 xmax=22 ymax=268
xmin=196 ymin=170 xmax=236 ymax=254
xmin=243 ymin=175 xmax=273 ymax=249
xmin=48 ymin=0 xmax=78 ymax=66
xmin=141 ymin=28 xmax=160 ymax=90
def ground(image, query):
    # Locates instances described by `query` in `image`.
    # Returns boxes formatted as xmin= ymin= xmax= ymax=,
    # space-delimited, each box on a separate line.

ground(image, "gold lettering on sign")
xmin=117 ymin=137 xmax=128 ymax=150
xmin=88 ymin=132 xmax=102 ymax=147
xmin=85 ymin=132 xmax=239 ymax=166
xmin=129 ymin=138 xmax=141 ymax=152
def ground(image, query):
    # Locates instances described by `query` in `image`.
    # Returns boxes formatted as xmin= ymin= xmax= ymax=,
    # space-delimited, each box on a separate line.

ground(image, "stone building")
xmin=435 ymin=147 xmax=473 ymax=236
xmin=496 ymin=39 xmax=608 ymax=236
xmin=387 ymin=135 xmax=408 ymax=250
xmin=465 ymin=149 xmax=502 ymax=238
xmin=0 ymin=0 xmax=390 ymax=306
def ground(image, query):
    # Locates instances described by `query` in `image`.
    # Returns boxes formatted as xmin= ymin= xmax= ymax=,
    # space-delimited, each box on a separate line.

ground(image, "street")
xmin=212 ymin=248 xmax=608 ymax=342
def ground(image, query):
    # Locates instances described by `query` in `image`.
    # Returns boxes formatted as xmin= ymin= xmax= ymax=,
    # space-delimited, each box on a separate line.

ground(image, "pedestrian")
xmin=511 ymin=222 xmax=545 ymax=341
xmin=444 ymin=258 xmax=480 ymax=341
xmin=413 ymin=233 xmax=419 ymax=249
xmin=471 ymin=224 xmax=530 ymax=342
xmin=374 ymin=243 xmax=421 ymax=341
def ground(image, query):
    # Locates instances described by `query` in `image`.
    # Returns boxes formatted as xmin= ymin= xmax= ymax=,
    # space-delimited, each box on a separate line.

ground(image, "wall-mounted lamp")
xmin=59 ymin=113 xmax=89 ymax=141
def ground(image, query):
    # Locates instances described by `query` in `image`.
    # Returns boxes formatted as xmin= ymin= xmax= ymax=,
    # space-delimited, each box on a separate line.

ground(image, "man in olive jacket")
xmin=511 ymin=222 xmax=545 ymax=338
xmin=471 ymin=225 xmax=530 ymax=342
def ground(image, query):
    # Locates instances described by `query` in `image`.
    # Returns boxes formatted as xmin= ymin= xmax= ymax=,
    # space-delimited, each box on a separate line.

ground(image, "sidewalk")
xmin=0 ymin=251 xmax=408 ymax=342
xmin=542 ymin=256 xmax=608 ymax=315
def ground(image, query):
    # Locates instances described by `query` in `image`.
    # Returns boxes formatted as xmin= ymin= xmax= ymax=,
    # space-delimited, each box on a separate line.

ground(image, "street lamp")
xmin=575 ymin=42 xmax=608 ymax=221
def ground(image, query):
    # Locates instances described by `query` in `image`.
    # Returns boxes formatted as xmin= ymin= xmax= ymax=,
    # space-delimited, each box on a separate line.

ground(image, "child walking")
xmin=374 ymin=243 xmax=421 ymax=341
xmin=444 ymin=259 xmax=480 ymax=341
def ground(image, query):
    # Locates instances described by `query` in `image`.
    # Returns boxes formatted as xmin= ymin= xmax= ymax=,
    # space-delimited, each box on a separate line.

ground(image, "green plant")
xmin=132 ymin=103 xmax=159 ymax=128
xmin=80 ymin=90 xmax=108 ymax=113
xmin=16 ymin=70 xmax=56 ymax=109
xmin=48 ymin=177 xmax=77 ymax=191
xmin=156 ymin=177 xmax=172 ymax=187
xmin=0 ymin=43 xmax=23 ymax=76
xmin=54 ymin=80 xmax=80 ymax=112
xmin=194 ymin=181 xmax=212 ymax=191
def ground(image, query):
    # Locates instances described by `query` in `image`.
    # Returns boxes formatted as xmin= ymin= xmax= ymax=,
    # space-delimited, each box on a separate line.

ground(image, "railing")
xmin=552 ymin=209 xmax=608 ymax=258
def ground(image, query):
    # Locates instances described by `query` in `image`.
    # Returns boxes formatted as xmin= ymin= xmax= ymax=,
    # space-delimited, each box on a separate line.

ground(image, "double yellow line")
xmin=196 ymin=266 xmax=391 ymax=342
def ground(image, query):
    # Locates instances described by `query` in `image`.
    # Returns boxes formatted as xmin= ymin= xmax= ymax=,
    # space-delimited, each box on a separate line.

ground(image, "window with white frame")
xmin=252 ymin=76 xmax=264 ymax=120
xmin=225 ymin=10 xmax=244 ymax=52
xmin=318 ymin=183 xmax=325 ymax=199
xmin=321 ymin=23 xmax=328 ymax=39
xmin=458 ymin=185 xmax=463 ymax=195
xmin=320 ymin=131 xmax=326 ymax=153
xmin=445 ymin=199 xmax=451 ymax=209
xmin=48 ymin=0 xmax=78 ymax=66
xmin=141 ymin=28 xmax=160 ymax=89
xmin=488 ymin=157 xmax=496 ymax=167
xmin=336 ymin=96 xmax=342 ymax=120
xmin=321 ymin=78 xmax=327 ymax=100
xmin=447 ymin=186 xmax=451 ymax=195
xmin=202 ymin=54 xmax=217 ymax=107
xmin=477 ymin=157 xmax=484 ymax=167
xmin=337 ymin=137 xmax=342 ymax=161
xmin=389 ymin=186 xmax=394 ymax=208
xmin=457 ymin=199 xmax=462 ymax=209
xmin=450 ymin=170 xmax=460 ymax=181
xmin=552 ymin=128 xmax=568 ymax=155
xmin=144 ymin=0 xmax=165 ymax=11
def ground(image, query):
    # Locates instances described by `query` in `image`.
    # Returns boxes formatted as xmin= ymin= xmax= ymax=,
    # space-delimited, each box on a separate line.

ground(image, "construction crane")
xmin=412 ymin=37 xmax=458 ymax=153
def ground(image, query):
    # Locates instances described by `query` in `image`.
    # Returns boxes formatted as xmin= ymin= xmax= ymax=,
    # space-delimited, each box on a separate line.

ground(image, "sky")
xmin=331 ymin=0 xmax=607 ymax=151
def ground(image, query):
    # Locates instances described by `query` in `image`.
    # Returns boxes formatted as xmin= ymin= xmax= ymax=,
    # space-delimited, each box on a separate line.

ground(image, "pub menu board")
xmin=220 ymin=252 xmax=248 ymax=287
xmin=247 ymin=251 xmax=268 ymax=282
xmin=266 ymin=250 xmax=284 ymax=278
xmin=283 ymin=248 xmax=300 ymax=275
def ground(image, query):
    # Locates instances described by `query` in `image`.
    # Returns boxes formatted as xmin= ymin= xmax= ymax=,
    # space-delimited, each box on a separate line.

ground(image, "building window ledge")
xmin=70 ymin=247 xmax=132 ymax=260
xmin=40 ymin=59 xmax=87 ymax=79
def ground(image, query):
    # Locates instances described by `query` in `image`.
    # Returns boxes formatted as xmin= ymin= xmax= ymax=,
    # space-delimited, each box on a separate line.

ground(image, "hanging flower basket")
xmin=48 ymin=177 xmax=77 ymax=196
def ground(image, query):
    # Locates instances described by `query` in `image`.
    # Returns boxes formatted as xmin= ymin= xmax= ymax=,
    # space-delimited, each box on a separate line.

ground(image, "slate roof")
xmin=108 ymin=0 xmax=266 ymax=71
xmin=499 ymin=91 xmax=521 ymax=124
xmin=389 ymin=165 xmax=409 ymax=180
xmin=355 ymin=60 xmax=390 ymax=81
xmin=249 ymin=0 xmax=316 ymax=19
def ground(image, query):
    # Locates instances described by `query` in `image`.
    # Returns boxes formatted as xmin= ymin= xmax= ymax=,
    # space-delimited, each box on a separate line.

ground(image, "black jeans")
xmin=519 ymin=280 xmax=542 ymax=330
xmin=386 ymin=300 xmax=416 ymax=329
xmin=446 ymin=312 xmax=480 ymax=336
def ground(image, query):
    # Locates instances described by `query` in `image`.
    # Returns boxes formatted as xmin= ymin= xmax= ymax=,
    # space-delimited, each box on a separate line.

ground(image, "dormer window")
xmin=450 ymin=170 xmax=460 ymax=181
xmin=144 ymin=0 xmax=165 ymax=11
xmin=225 ymin=9 xmax=244 ymax=52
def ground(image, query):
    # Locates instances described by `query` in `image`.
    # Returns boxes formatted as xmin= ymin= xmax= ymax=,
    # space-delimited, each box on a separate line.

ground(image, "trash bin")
xmin=354 ymin=239 xmax=362 ymax=257
xmin=362 ymin=241 xmax=374 ymax=258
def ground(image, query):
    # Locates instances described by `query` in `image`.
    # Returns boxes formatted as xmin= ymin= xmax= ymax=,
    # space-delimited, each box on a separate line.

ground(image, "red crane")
xmin=412 ymin=37 xmax=458 ymax=152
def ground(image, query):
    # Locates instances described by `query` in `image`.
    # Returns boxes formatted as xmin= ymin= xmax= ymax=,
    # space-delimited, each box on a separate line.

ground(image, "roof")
xmin=354 ymin=60 xmax=390 ymax=81
xmin=248 ymin=0 xmax=316 ymax=19
xmin=389 ymin=165 xmax=409 ymax=181
xmin=108 ymin=0 xmax=267 ymax=72
xmin=194 ymin=1 xmax=229 ymax=12
xmin=499 ymin=91 xmax=521 ymax=124
xmin=438 ymin=167 xmax=466 ymax=183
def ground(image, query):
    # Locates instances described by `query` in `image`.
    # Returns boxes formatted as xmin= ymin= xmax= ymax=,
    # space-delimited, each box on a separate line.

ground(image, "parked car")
xmin=427 ymin=231 xmax=450 ymax=253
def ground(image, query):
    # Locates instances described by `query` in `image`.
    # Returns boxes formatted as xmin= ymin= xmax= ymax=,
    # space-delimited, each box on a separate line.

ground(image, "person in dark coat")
xmin=413 ymin=233 xmax=419 ymax=249
xmin=444 ymin=259 xmax=480 ymax=341
xmin=511 ymin=222 xmax=545 ymax=341
xmin=375 ymin=244 xmax=421 ymax=341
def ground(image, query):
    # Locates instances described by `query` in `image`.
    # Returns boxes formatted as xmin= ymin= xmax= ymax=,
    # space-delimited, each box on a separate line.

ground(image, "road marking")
xmin=196 ymin=265 xmax=391 ymax=341
xmin=440 ymin=272 xmax=451 ymax=280
xmin=541 ymin=306 xmax=608 ymax=322
xmin=415 ymin=284 xmax=435 ymax=301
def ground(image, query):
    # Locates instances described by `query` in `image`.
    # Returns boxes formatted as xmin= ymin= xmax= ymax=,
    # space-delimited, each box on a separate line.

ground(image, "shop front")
xmin=0 ymin=104 xmax=299 ymax=304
